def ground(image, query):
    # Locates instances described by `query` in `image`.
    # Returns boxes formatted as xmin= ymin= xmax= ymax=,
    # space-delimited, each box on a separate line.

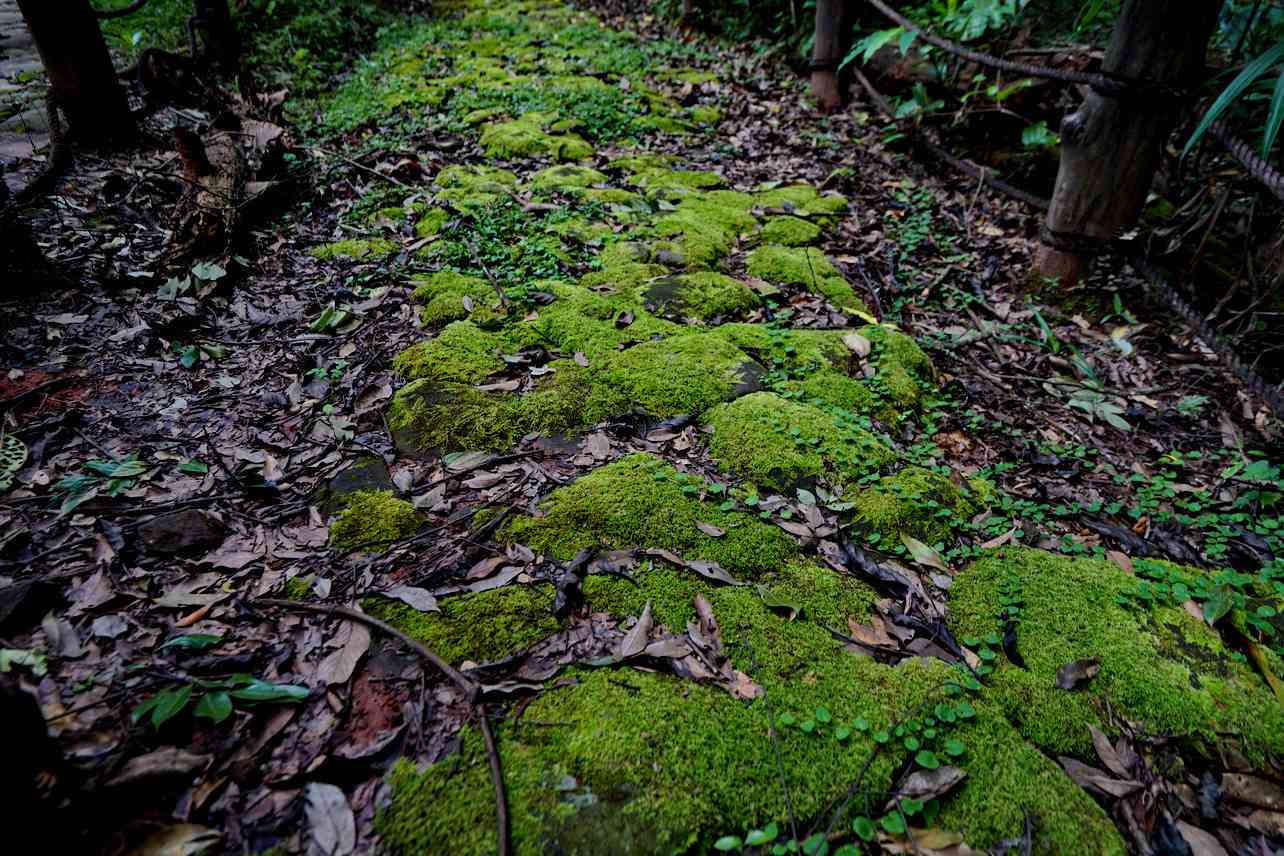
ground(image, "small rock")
xmin=318 ymin=456 xmax=395 ymax=513
xmin=138 ymin=509 xmax=226 ymax=554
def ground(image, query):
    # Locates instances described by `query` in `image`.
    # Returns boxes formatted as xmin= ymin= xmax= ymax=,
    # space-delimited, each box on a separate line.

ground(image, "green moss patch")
xmin=640 ymin=273 xmax=758 ymax=322
xmin=503 ymin=453 xmax=797 ymax=577
xmin=328 ymin=490 xmax=421 ymax=552
xmin=309 ymin=238 xmax=399 ymax=260
xmin=950 ymin=548 xmax=1284 ymax=761
xmin=745 ymin=245 xmax=865 ymax=312
xmin=853 ymin=466 xmax=991 ymax=546
xmin=480 ymin=114 xmax=595 ymax=161
xmin=706 ymin=392 xmax=895 ymax=490
xmin=759 ymin=215 xmax=821 ymax=246
xmin=410 ymin=271 xmax=504 ymax=327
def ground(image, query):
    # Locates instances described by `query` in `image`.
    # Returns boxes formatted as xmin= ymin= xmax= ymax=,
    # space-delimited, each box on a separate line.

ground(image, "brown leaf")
xmin=615 ymin=310 xmax=634 ymax=328
xmin=1105 ymin=550 xmax=1134 ymax=575
xmin=107 ymin=748 xmax=211 ymax=787
xmin=1057 ymin=757 xmax=1142 ymax=798
xmin=1175 ymin=822 xmax=1229 ymax=856
xmin=316 ymin=619 xmax=371 ymax=686
xmin=901 ymin=533 xmax=948 ymax=571
xmin=695 ymin=521 xmax=726 ymax=538
xmin=126 ymin=824 xmax=220 ymax=856
xmin=846 ymin=614 xmax=896 ymax=648
xmin=1245 ymin=809 xmax=1284 ymax=836
xmin=979 ymin=528 xmax=1015 ymax=550
xmin=1054 ymin=657 xmax=1100 ymax=690
xmin=897 ymin=766 xmax=967 ymax=801
xmin=842 ymin=331 xmax=871 ymax=356
xmin=776 ymin=519 xmax=815 ymax=539
xmin=382 ymin=586 xmax=439 ymax=612
xmin=1089 ymin=726 xmax=1130 ymax=778
xmin=573 ymin=351 xmax=589 ymax=367
xmin=1222 ymin=773 xmax=1284 ymax=810
xmin=304 ymin=782 xmax=356 ymax=856
xmin=618 ymin=601 xmax=653 ymax=659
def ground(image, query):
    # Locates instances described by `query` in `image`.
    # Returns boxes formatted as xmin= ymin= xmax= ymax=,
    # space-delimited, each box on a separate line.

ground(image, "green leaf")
xmin=903 ymin=736 xmax=920 ymax=751
xmin=1185 ymin=41 xmax=1284 ymax=157
xmin=228 ymin=680 xmax=309 ymax=703
xmin=873 ymin=729 xmax=890 ymax=744
xmin=160 ymin=634 xmax=223 ymax=652
xmin=945 ymin=738 xmax=967 ymax=757
xmin=150 ymin=684 xmax=194 ymax=727
xmin=852 ymin=717 xmax=869 ymax=731
xmin=130 ymin=695 xmax=160 ymax=723
xmin=900 ymin=533 xmax=948 ymax=571
xmin=746 ymin=825 xmax=775 ymax=846
xmin=178 ymin=460 xmax=209 ymax=475
xmin=800 ymin=719 xmax=816 ymax=734
xmin=802 ymin=833 xmax=828 ymax=856
xmin=915 ymin=750 xmax=941 ymax=769
xmin=714 ymin=836 xmax=743 ymax=852
xmin=852 ymin=816 xmax=876 ymax=841
xmin=778 ymin=712 xmax=797 ymax=727
xmin=1265 ymin=64 xmax=1284 ymax=159
xmin=815 ymin=707 xmax=832 ymax=723
xmin=880 ymin=812 xmax=906 ymax=834
xmin=194 ymin=691 xmax=233 ymax=723
xmin=899 ymin=798 xmax=924 ymax=816
xmin=834 ymin=725 xmax=851 ymax=742
xmin=955 ymin=701 xmax=976 ymax=719
xmin=191 ymin=261 xmax=227 ymax=281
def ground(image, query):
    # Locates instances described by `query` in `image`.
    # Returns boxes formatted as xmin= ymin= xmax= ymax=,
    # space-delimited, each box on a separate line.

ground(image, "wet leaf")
xmin=900 ymin=533 xmax=947 ymax=571
xmin=193 ymin=691 xmax=233 ymax=724
xmin=696 ymin=521 xmax=726 ymax=538
xmin=382 ymin=585 xmax=440 ymax=612
xmin=1054 ymin=657 xmax=1100 ymax=690
xmin=897 ymin=766 xmax=966 ymax=801
xmin=1058 ymin=757 xmax=1141 ymax=798
xmin=305 ymin=782 xmax=356 ymax=856
xmin=758 ymin=584 xmax=801 ymax=620
xmin=618 ymin=601 xmax=653 ymax=659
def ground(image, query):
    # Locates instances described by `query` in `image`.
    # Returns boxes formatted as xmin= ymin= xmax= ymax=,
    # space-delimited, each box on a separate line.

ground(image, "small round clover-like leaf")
xmin=880 ymin=812 xmax=907 ymax=835
xmin=800 ymin=719 xmax=816 ymax=734
xmin=815 ymin=707 xmax=832 ymax=724
xmin=852 ymin=817 xmax=876 ymax=841
xmin=955 ymin=701 xmax=976 ymax=719
xmin=852 ymin=717 xmax=870 ymax=731
xmin=194 ymin=690 xmax=233 ymax=724
xmin=873 ymin=729 xmax=890 ymax=744
xmin=915 ymin=750 xmax=941 ymax=769
xmin=903 ymin=736 xmax=920 ymax=751
xmin=714 ymin=835 xmax=743 ymax=852
xmin=899 ymin=798 xmax=924 ymax=816
xmin=778 ymin=712 xmax=797 ymax=727
xmin=834 ymin=725 xmax=852 ymax=742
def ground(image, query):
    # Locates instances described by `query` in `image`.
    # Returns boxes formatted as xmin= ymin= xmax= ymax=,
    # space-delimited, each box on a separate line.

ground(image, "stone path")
xmin=0 ymin=0 xmax=47 ymax=193
xmin=302 ymin=2 xmax=1284 ymax=853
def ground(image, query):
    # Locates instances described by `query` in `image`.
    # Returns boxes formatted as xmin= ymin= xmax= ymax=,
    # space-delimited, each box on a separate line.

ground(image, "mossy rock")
xmin=639 ymin=272 xmax=758 ymax=322
xmin=328 ymin=490 xmax=420 ymax=552
xmin=527 ymin=164 xmax=609 ymax=194
xmin=410 ymin=271 xmax=505 ymax=328
xmin=480 ymin=114 xmax=594 ymax=161
xmin=309 ymin=238 xmax=399 ymax=261
xmin=756 ymin=184 xmax=849 ymax=218
xmin=759 ymin=215 xmax=821 ymax=246
xmin=392 ymin=320 xmax=507 ymax=384
xmin=852 ymin=465 xmax=991 ymax=546
xmin=950 ymin=548 xmax=1284 ymax=761
xmin=503 ymin=453 xmax=797 ymax=577
xmin=705 ymin=391 xmax=895 ymax=490
xmin=415 ymin=208 xmax=450 ymax=238
xmin=745 ymin=245 xmax=865 ymax=313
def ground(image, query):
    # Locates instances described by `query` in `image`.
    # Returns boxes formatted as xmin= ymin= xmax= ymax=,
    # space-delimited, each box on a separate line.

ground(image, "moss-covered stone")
xmin=756 ymin=184 xmax=849 ymax=218
xmin=433 ymin=164 xmax=520 ymax=212
xmin=415 ymin=208 xmax=450 ymax=238
xmin=393 ymin=320 xmax=506 ymax=384
xmin=759 ymin=215 xmax=821 ymax=246
xmin=853 ymin=466 xmax=991 ymax=546
xmin=328 ymin=490 xmax=421 ymax=552
xmin=639 ymin=272 xmax=758 ymax=322
xmin=745 ymin=245 xmax=866 ymax=312
xmin=309 ymin=238 xmax=399 ymax=261
xmin=528 ymin=164 xmax=609 ymax=194
xmin=410 ymin=271 xmax=504 ymax=327
xmin=366 ymin=583 xmax=561 ymax=664
xmin=705 ymin=391 xmax=895 ymax=490
xmin=480 ymin=114 xmax=594 ymax=161
xmin=949 ymin=548 xmax=1284 ymax=761
xmin=503 ymin=453 xmax=797 ymax=577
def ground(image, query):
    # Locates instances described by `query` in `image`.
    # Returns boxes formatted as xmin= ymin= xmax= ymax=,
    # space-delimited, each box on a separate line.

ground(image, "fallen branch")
xmin=255 ymin=598 xmax=511 ymax=856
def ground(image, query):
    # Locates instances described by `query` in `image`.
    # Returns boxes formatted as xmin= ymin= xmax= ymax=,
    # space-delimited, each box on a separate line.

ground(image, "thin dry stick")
xmin=255 ymin=598 xmax=511 ymax=856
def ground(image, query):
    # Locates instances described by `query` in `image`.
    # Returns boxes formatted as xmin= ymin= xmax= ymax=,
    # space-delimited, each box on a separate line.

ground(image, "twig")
xmin=465 ymin=237 xmax=510 ymax=308
xmin=254 ymin=598 xmax=511 ymax=856
xmin=310 ymin=147 xmax=411 ymax=189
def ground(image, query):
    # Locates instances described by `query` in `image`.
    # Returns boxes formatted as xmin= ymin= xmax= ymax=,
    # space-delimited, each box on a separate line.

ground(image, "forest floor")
xmin=3 ymin=1 xmax=1284 ymax=854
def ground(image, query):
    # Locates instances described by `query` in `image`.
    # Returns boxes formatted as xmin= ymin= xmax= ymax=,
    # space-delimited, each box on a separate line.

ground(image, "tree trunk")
xmin=811 ymin=0 xmax=846 ymax=111
xmin=15 ymin=0 xmax=132 ymax=144
xmin=1035 ymin=0 xmax=1220 ymax=285
xmin=191 ymin=0 xmax=240 ymax=76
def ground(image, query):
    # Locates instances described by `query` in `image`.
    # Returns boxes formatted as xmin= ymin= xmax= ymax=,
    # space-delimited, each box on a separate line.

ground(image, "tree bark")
xmin=1035 ymin=0 xmax=1221 ymax=285
xmin=191 ymin=0 xmax=240 ymax=76
xmin=811 ymin=0 xmax=847 ymax=111
xmin=15 ymin=0 xmax=132 ymax=144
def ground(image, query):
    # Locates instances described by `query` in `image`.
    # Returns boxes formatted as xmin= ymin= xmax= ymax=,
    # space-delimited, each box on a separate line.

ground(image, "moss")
xmin=582 ymin=333 xmax=762 ymax=423
xmin=328 ymin=490 xmax=421 ymax=552
xmin=392 ymin=321 xmax=506 ymax=384
xmin=784 ymin=369 xmax=876 ymax=415
xmin=528 ymin=164 xmax=608 ymax=194
xmin=388 ymin=366 xmax=590 ymax=454
xmin=744 ymin=245 xmax=866 ymax=312
xmin=433 ymin=164 xmax=520 ymax=211
xmin=949 ymin=548 xmax=1284 ymax=761
xmin=309 ymin=238 xmax=399 ymax=261
xmin=756 ymin=184 xmax=849 ymax=217
xmin=705 ymin=392 xmax=894 ymax=490
xmin=689 ymin=105 xmax=722 ymax=125
xmin=503 ymin=453 xmax=797 ymax=578
xmin=759 ymin=215 xmax=821 ymax=246
xmin=521 ymin=280 xmax=681 ymax=361
xmin=640 ymin=272 xmax=758 ymax=322
xmin=623 ymin=166 xmax=723 ymax=196
xmin=281 ymin=576 xmax=313 ymax=600
xmin=480 ymin=114 xmax=594 ymax=161
xmin=415 ymin=208 xmax=450 ymax=237
xmin=853 ymin=466 xmax=989 ymax=546
xmin=865 ymin=325 xmax=935 ymax=409
xmin=410 ymin=272 xmax=504 ymax=327
xmin=365 ymin=583 xmax=561 ymax=665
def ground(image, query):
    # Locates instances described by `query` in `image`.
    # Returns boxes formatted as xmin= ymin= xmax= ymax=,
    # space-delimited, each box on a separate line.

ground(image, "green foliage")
xmin=1185 ymin=39 xmax=1284 ymax=159
xmin=131 ymin=672 xmax=308 ymax=728
xmin=53 ymin=453 xmax=149 ymax=514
